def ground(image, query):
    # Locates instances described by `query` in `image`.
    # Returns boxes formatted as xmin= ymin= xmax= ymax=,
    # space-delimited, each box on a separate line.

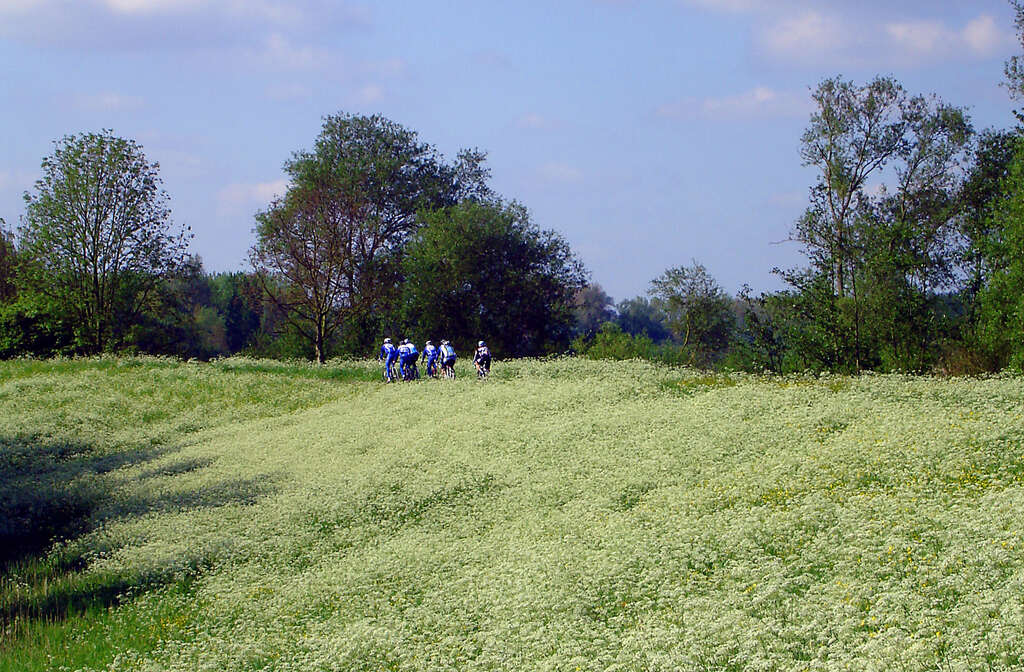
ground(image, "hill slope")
xmin=2 ymin=357 xmax=1023 ymax=671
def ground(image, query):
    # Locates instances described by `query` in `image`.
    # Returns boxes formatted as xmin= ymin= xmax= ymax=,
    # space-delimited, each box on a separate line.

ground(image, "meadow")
xmin=1 ymin=356 xmax=1022 ymax=671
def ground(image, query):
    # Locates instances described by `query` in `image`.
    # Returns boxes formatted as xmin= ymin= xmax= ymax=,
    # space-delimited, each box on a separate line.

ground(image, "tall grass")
xmin=1 ymin=356 xmax=1022 ymax=670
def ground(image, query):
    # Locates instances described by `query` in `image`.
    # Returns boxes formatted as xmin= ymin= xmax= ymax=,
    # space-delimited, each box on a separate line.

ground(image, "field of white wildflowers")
xmin=1 ymin=356 xmax=1022 ymax=671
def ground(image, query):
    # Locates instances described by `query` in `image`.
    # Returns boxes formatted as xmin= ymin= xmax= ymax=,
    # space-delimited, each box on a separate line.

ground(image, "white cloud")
xmin=754 ymin=9 xmax=1015 ymax=68
xmin=963 ymin=15 xmax=1005 ymax=54
xmin=757 ymin=11 xmax=850 ymax=61
xmin=73 ymin=92 xmax=145 ymax=112
xmin=680 ymin=0 xmax=768 ymax=12
xmin=354 ymin=84 xmax=385 ymax=104
xmin=515 ymin=114 xmax=561 ymax=131
xmin=102 ymin=0 xmax=204 ymax=13
xmin=217 ymin=179 xmax=288 ymax=215
xmin=880 ymin=13 xmax=1015 ymax=63
xmin=0 ymin=0 xmax=41 ymax=11
xmin=885 ymin=14 xmax=1013 ymax=61
xmin=658 ymin=86 xmax=811 ymax=120
xmin=538 ymin=162 xmax=583 ymax=184
xmin=0 ymin=0 xmax=369 ymax=51
xmin=258 ymin=33 xmax=330 ymax=70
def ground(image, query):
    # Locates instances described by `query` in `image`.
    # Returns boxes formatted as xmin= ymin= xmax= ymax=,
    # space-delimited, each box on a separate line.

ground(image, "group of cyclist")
xmin=378 ymin=338 xmax=491 ymax=382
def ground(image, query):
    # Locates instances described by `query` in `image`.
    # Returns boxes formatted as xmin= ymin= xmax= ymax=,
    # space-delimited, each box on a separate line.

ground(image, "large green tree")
xmin=786 ymin=77 xmax=972 ymax=371
xmin=401 ymin=200 xmax=587 ymax=357
xmin=18 ymin=130 xmax=191 ymax=353
xmin=250 ymin=113 xmax=490 ymax=362
xmin=975 ymin=139 xmax=1024 ymax=369
xmin=648 ymin=261 xmax=735 ymax=368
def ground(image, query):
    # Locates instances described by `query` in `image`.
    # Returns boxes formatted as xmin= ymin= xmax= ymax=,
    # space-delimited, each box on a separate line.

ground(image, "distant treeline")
xmin=3 ymin=7 xmax=1024 ymax=372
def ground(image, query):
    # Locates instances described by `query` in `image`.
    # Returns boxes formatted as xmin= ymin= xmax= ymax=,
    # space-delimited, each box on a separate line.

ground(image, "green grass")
xmin=1 ymin=356 xmax=1023 ymax=671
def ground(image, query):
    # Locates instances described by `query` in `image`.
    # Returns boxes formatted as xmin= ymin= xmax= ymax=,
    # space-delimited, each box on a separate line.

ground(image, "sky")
xmin=0 ymin=0 xmax=1020 ymax=303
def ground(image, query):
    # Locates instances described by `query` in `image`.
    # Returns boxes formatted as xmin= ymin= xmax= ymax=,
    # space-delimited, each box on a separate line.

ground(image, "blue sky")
xmin=0 ymin=0 xmax=1020 ymax=302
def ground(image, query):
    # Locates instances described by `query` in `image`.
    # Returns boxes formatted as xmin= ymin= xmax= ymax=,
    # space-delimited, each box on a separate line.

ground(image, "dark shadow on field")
xmin=0 ymin=435 xmax=275 ymax=636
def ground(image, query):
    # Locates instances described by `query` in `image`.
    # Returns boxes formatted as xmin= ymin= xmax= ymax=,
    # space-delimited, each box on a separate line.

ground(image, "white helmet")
xmin=384 ymin=337 xmax=391 ymax=344
xmin=478 ymin=341 xmax=485 ymax=347
xmin=426 ymin=340 xmax=432 ymax=346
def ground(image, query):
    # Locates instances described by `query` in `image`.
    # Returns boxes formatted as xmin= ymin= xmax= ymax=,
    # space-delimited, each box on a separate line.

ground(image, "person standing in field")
xmin=378 ymin=337 xmax=398 ymax=382
xmin=474 ymin=340 xmax=491 ymax=378
xmin=423 ymin=340 xmax=439 ymax=378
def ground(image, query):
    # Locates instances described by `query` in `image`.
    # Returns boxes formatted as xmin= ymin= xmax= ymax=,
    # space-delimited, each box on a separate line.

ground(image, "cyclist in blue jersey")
xmin=439 ymin=340 xmax=456 ymax=379
xmin=402 ymin=339 xmax=420 ymax=381
xmin=396 ymin=339 xmax=411 ymax=379
xmin=378 ymin=338 xmax=398 ymax=382
xmin=423 ymin=340 xmax=439 ymax=378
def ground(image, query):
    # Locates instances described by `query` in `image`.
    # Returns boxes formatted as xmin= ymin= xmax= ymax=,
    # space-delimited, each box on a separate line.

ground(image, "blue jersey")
xmin=441 ymin=344 xmax=456 ymax=360
xmin=380 ymin=343 xmax=398 ymax=362
xmin=424 ymin=344 xmax=438 ymax=362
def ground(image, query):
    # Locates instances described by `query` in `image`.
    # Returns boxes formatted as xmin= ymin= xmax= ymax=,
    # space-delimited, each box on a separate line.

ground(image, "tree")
xmin=573 ymin=283 xmax=615 ymax=340
xmin=0 ymin=221 xmax=15 ymax=305
xmin=614 ymin=296 xmax=671 ymax=342
xmin=209 ymin=272 xmax=265 ymax=353
xmin=959 ymin=129 xmax=1020 ymax=314
xmin=1005 ymin=1 xmax=1024 ymax=120
xmin=798 ymin=76 xmax=912 ymax=299
xmin=786 ymin=77 xmax=972 ymax=370
xmin=975 ymin=139 xmax=1024 ymax=369
xmin=401 ymin=200 xmax=588 ymax=357
xmin=18 ymin=130 xmax=191 ymax=353
xmin=250 ymin=113 xmax=490 ymax=363
xmin=648 ymin=261 xmax=735 ymax=367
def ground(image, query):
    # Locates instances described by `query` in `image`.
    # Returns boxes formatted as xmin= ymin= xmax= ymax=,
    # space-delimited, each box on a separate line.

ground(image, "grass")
xmin=1 ymin=356 xmax=1022 ymax=671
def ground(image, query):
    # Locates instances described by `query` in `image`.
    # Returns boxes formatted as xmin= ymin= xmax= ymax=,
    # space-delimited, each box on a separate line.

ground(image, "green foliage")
xmin=250 ymin=113 xmax=491 ymax=363
xmin=402 ymin=200 xmax=587 ymax=356
xmin=0 ymin=293 xmax=77 ymax=359
xmin=649 ymin=261 xmax=735 ymax=367
xmin=0 ymin=224 xmax=15 ymax=305
xmin=975 ymin=139 xmax=1024 ymax=370
xmin=575 ymin=322 xmax=692 ymax=366
xmin=572 ymin=283 xmax=615 ymax=340
xmin=784 ymin=76 xmax=973 ymax=372
xmin=18 ymin=130 xmax=192 ymax=354
xmin=614 ymin=295 xmax=671 ymax=342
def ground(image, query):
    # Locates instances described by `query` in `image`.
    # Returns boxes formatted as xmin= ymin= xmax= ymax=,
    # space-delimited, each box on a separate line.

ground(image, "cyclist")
xmin=423 ymin=340 xmax=439 ymax=378
xmin=397 ymin=339 xmax=411 ymax=380
xmin=439 ymin=340 xmax=457 ymax=379
xmin=474 ymin=340 xmax=491 ymax=378
xmin=378 ymin=337 xmax=398 ymax=382
xmin=402 ymin=339 xmax=420 ymax=381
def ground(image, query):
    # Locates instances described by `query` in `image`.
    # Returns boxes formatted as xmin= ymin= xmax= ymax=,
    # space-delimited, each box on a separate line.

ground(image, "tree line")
xmin=3 ymin=5 xmax=1024 ymax=372
xmin=574 ymin=79 xmax=1024 ymax=374
xmin=0 ymin=116 xmax=588 ymax=363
